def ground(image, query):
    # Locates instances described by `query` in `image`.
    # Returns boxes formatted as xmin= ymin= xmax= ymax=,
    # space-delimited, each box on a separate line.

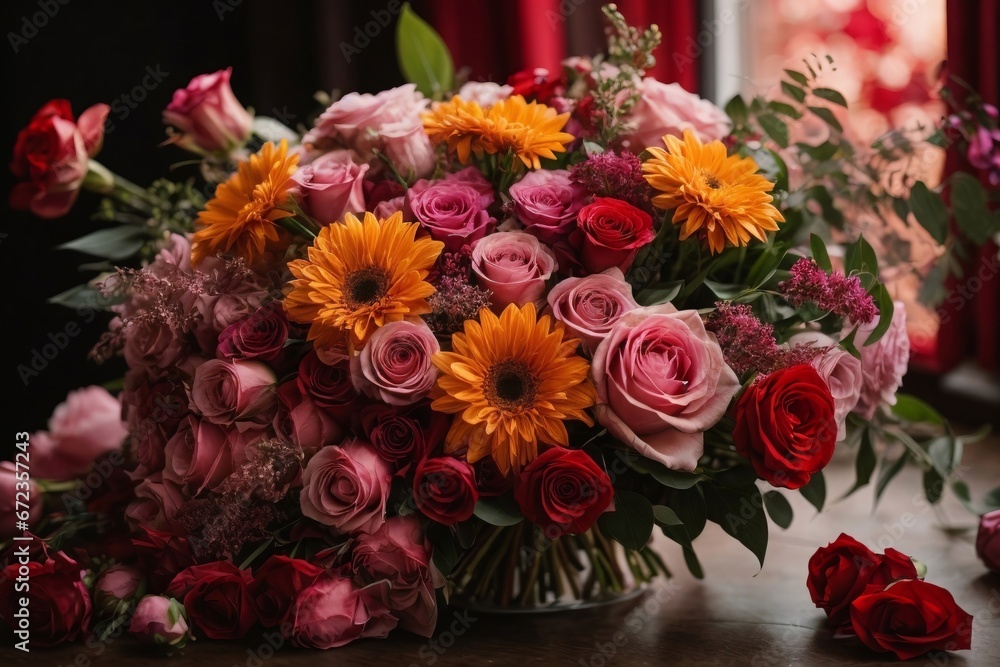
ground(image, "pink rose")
xmin=194 ymin=282 xmax=268 ymax=353
xmin=30 ymin=386 xmax=127 ymax=480
xmin=624 ymin=78 xmax=730 ymax=151
xmin=471 ymin=231 xmax=557 ymax=309
xmin=299 ymin=440 xmax=392 ymax=534
xmin=977 ymin=509 xmax=1000 ymax=573
xmin=216 ymin=303 xmax=289 ymax=363
xmin=353 ymin=516 xmax=437 ymax=637
xmin=1 ymin=461 xmax=42 ymax=539
xmin=852 ymin=301 xmax=909 ymax=420
xmin=404 ymin=167 xmax=496 ymax=251
xmin=508 ymin=169 xmax=589 ymax=245
xmin=162 ymin=68 xmax=252 ymax=155
xmin=189 ymin=359 xmax=277 ymax=429
xmin=164 ymin=415 xmax=243 ymax=494
xmin=125 ymin=473 xmax=186 ymax=531
xmin=547 ymin=268 xmax=640 ymax=355
xmin=457 ymin=81 xmax=512 ymax=106
xmin=273 ymin=382 xmax=343 ymax=460
xmin=289 ymin=575 xmax=396 ymax=649
xmin=291 ymin=150 xmax=369 ymax=224
xmin=592 ymin=305 xmax=741 ymax=471
xmin=373 ymin=195 xmax=405 ymax=219
xmin=10 ymin=99 xmax=109 ymax=218
xmin=95 ymin=565 xmax=144 ymax=615
xmin=351 ymin=320 xmax=439 ymax=406
xmin=128 ymin=595 xmax=191 ymax=648
xmin=304 ymin=84 xmax=434 ymax=179
xmin=788 ymin=331 xmax=862 ymax=440
xmin=123 ymin=318 xmax=190 ymax=375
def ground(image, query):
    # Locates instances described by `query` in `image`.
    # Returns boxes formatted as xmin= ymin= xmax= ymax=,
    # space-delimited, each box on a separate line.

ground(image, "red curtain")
xmin=932 ymin=0 xmax=1000 ymax=373
xmin=418 ymin=0 xmax=701 ymax=91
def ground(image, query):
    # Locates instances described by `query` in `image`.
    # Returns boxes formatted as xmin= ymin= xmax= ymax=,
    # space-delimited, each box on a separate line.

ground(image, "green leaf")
xmin=927 ymin=436 xmax=953 ymax=478
xmin=891 ymin=394 xmax=945 ymax=426
xmin=799 ymin=470 xmax=826 ymax=511
xmin=769 ymin=101 xmax=803 ymax=119
xmin=865 ymin=285 xmax=893 ymax=345
xmin=428 ymin=524 xmax=458 ymax=575
xmin=473 ymin=495 xmax=523 ymax=527
xmin=842 ymin=428 xmax=876 ymax=498
xmin=812 ymin=87 xmax=848 ymax=107
xmin=704 ymin=484 xmax=768 ymax=568
xmin=808 ymin=106 xmax=843 ymax=132
xmin=952 ymin=480 xmax=976 ymax=513
xmin=648 ymin=465 xmax=706 ymax=489
xmin=797 ymin=141 xmax=839 ymax=161
xmin=703 ymin=279 xmax=745 ymax=299
xmin=672 ymin=486 xmax=707 ymax=539
xmin=781 ymin=81 xmax=807 ymax=103
xmin=597 ymin=490 xmax=654 ymax=551
xmin=652 ymin=505 xmax=683 ymax=526
xmin=983 ymin=486 xmax=1000 ymax=512
xmin=682 ymin=546 xmax=704 ymax=579
xmin=874 ymin=452 xmax=908 ymax=506
xmin=810 ymin=234 xmax=832 ymax=272
xmin=758 ymin=113 xmax=789 ymax=148
xmin=725 ymin=94 xmax=749 ymax=126
xmin=395 ymin=3 xmax=455 ymax=98
xmin=784 ymin=69 xmax=810 ymax=85
xmin=47 ymin=284 xmax=104 ymax=309
xmin=636 ymin=281 xmax=684 ymax=306
xmin=57 ymin=226 xmax=147 ymax=260
xmin=763 ymin=491 xmax=793 ymax=529
xmin=908 ymin=181 xmax=948 ymax=244
xmin=950 ymin=172 xmax=994 ymax=244
xmin=746 ymin=244 xmax=788 ymax=288
xmin=923 ymin=467 xmax=944 ymax=504
xmin=845 ymin=235 xmax=878 ymax=277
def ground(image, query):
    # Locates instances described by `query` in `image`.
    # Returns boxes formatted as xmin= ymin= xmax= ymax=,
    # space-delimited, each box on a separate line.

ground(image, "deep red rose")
xmin=514 ymin=447 xmax=613 ymax=537
xmin=734 ymin=364 xmax=837 ymax=489
xmin=132 ymin=527 xmax=197 ymax=592
xmin=249 ymin=555 xmax=324 ymax=628
xmin=166 ymin=561 xmax=257 ymax=639
xmin=806 ymin=533 xmax=918 ymax=630
xmin=361 ymin=406 xmax=426 ymax=468
xmin=217 ymin=303 xmax=289 ymax=362
xmin=297 ymin=352 xmax=359 ymax=424
xmin=413 ymin=457 xmax=478 ymax=525
xmin=10 ymin=99 xmax=109 ymax=218
xmin=506 ymin=67 xmax=565 ymax=104
xmin=574 ymin=197 xmax=655 ymax=274
xmin=850 ymin=579 xmax=973 ymax=660
xmin=0 ymin=552 xmax=91 ymax=646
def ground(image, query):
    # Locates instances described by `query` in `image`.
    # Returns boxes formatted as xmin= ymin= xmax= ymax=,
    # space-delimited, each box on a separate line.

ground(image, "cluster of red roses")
xmin=807 ymin=534 xmax=973 ymax=660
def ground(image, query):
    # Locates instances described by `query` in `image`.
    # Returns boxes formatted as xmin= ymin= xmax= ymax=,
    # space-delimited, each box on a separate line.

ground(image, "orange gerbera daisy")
xmin=642 ymin=129 xmax=785 ymax=254
xmin=192 ymin=140 xmax=299 ymax=266
xmin=423 ymin=95 xmax=574 ymax=170
xmin=284 ymin=211 xmax=443 ymax=353
xmin=431 ymin=302 xmax=596 ymax=476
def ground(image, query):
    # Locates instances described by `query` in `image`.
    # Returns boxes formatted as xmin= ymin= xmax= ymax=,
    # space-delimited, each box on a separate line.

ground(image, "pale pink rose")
xmin=304 ymin=84 xmax=434 ymax=179
xmin=373 ymin=195 xmax=405 ymax=219
xmin=164 ymin=416 xmax=241 ymax=494
xmin=547 ymin=269 xmax=640 ymax=355
xmin=189 ymin=359 xmax=277 ymax=429
xmin=299 ymin=440 xmax=392 ymax=535
xmin=129 ymin=595 xmax=191 ymax=647
xmin=126 ymin=473 xmax=186 ymax=531
xmin=976 ymin=509 xmax=1000 ymax=573
xmin=351 ymin=320 xmax=439 ymax=406
xmin=1 ymin=461 xmax=42 ymax=539
xmin=787 ymin=331 xmax=862 ymax=441
xmin=353 ymin=516 xmax=437 ymax=637
xmin=471 ymin=231 xmax=558 ymax=309
xmin=624 ymin=79 xmax=730 ymax=151
xmin=852 ymin=301 xmax=909 ymax=420
xmin=404 ymin=167 xmax=496 ymax=251
xmin=508 ymin=169 xmax=589 ymax=245
xmin=291 ymin=150 xmax=368 ymax=224
xmin=289 ymin=575 xmax=396 ymax=649
xmin=273 ymin=382 xmax=343 ymax=461
xmin=95 ymin=564 xmax=144 ymax=613
xmin=592 ymin=305 xmax=741 ymax=471
xmin=162 ymin=68 xmax=252 ymax=154
xmin=153 ymin=233 xmax=192 ymax=273
xmin=30 ymin=386 xmax=128 ymax=480
xmin=457 ymin=81 xmax=512 ymax=106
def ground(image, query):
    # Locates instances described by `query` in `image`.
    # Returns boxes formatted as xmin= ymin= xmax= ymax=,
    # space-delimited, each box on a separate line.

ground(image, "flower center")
xmin=484 ymin=359 xmax=538 ymax=410
xmin=704 ymin=174 xmax=723 ymax=189
xmin=344 ymin=267 xmax=389 ymax=307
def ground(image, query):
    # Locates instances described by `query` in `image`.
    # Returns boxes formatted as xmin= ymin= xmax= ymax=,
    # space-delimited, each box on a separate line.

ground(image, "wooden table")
xmin=11 ymin=441 xmax=1000 ymax=667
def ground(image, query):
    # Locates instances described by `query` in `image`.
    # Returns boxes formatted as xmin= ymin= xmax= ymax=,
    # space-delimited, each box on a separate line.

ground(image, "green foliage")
xmin=396 ymin=4 xmax=455 ymax=98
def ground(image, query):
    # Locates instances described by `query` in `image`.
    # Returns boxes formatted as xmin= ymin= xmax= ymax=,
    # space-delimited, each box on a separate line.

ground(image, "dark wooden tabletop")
xmin=9 ymin=438 xmax=1000 ymax=667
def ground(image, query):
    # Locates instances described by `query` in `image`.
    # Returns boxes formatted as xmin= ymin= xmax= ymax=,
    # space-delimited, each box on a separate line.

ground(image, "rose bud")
xmin=128 ymin=595 xmax=191 ymax=649
xmin=94 ymin=564 xmax=145 ymax=617
xmin=976 ymin=509 xmax=1000 ymax=573
xmin=162 ymin=68 xmax=253 ymax=155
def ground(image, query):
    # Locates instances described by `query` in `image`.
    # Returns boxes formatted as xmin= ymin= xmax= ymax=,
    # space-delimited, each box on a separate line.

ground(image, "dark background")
xmin=1 ymin=0 xmax=422 ymax=433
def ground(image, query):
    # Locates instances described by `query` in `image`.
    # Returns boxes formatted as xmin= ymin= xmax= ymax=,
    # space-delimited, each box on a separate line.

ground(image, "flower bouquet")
xmin=4 ymin=3 xmax=995 ymax=658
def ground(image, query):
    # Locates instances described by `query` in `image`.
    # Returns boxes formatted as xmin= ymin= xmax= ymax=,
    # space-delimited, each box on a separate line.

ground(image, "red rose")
xmin=514 ymin=447 xmax=613 ymax=537
xmin=250 ymin=555 xmax=324 ymax=628
xmin=506 ymin=67 xmax=565 ymax=104
xmin=850 ymin=580 xmax=973 ymax=660
xmin=806 ymin=533 xmax=918 ymax=630
xmin=216 ymin=303 xmax=289 ymax=363
xmin=413 ymin=457 xmax=478 ymax=525
xmin=10 ymin=99 xmax=110 ymax=218
xmin=132 ymin=527 xmax=197 ymax=592
xmin=0 ymin=552 xmax=91 ymax=646
xmin=297 ymin=352 xmax=360 ymax=424
xmin=574 ymin=197 xmax=655 ymax=274
xmin=166 ymin=561 xmax=257 ymax=639
xmin=361 ymin=406 xmax=426 ymax=468
xmin=734 ymin=364 xmax=837 ymax=489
